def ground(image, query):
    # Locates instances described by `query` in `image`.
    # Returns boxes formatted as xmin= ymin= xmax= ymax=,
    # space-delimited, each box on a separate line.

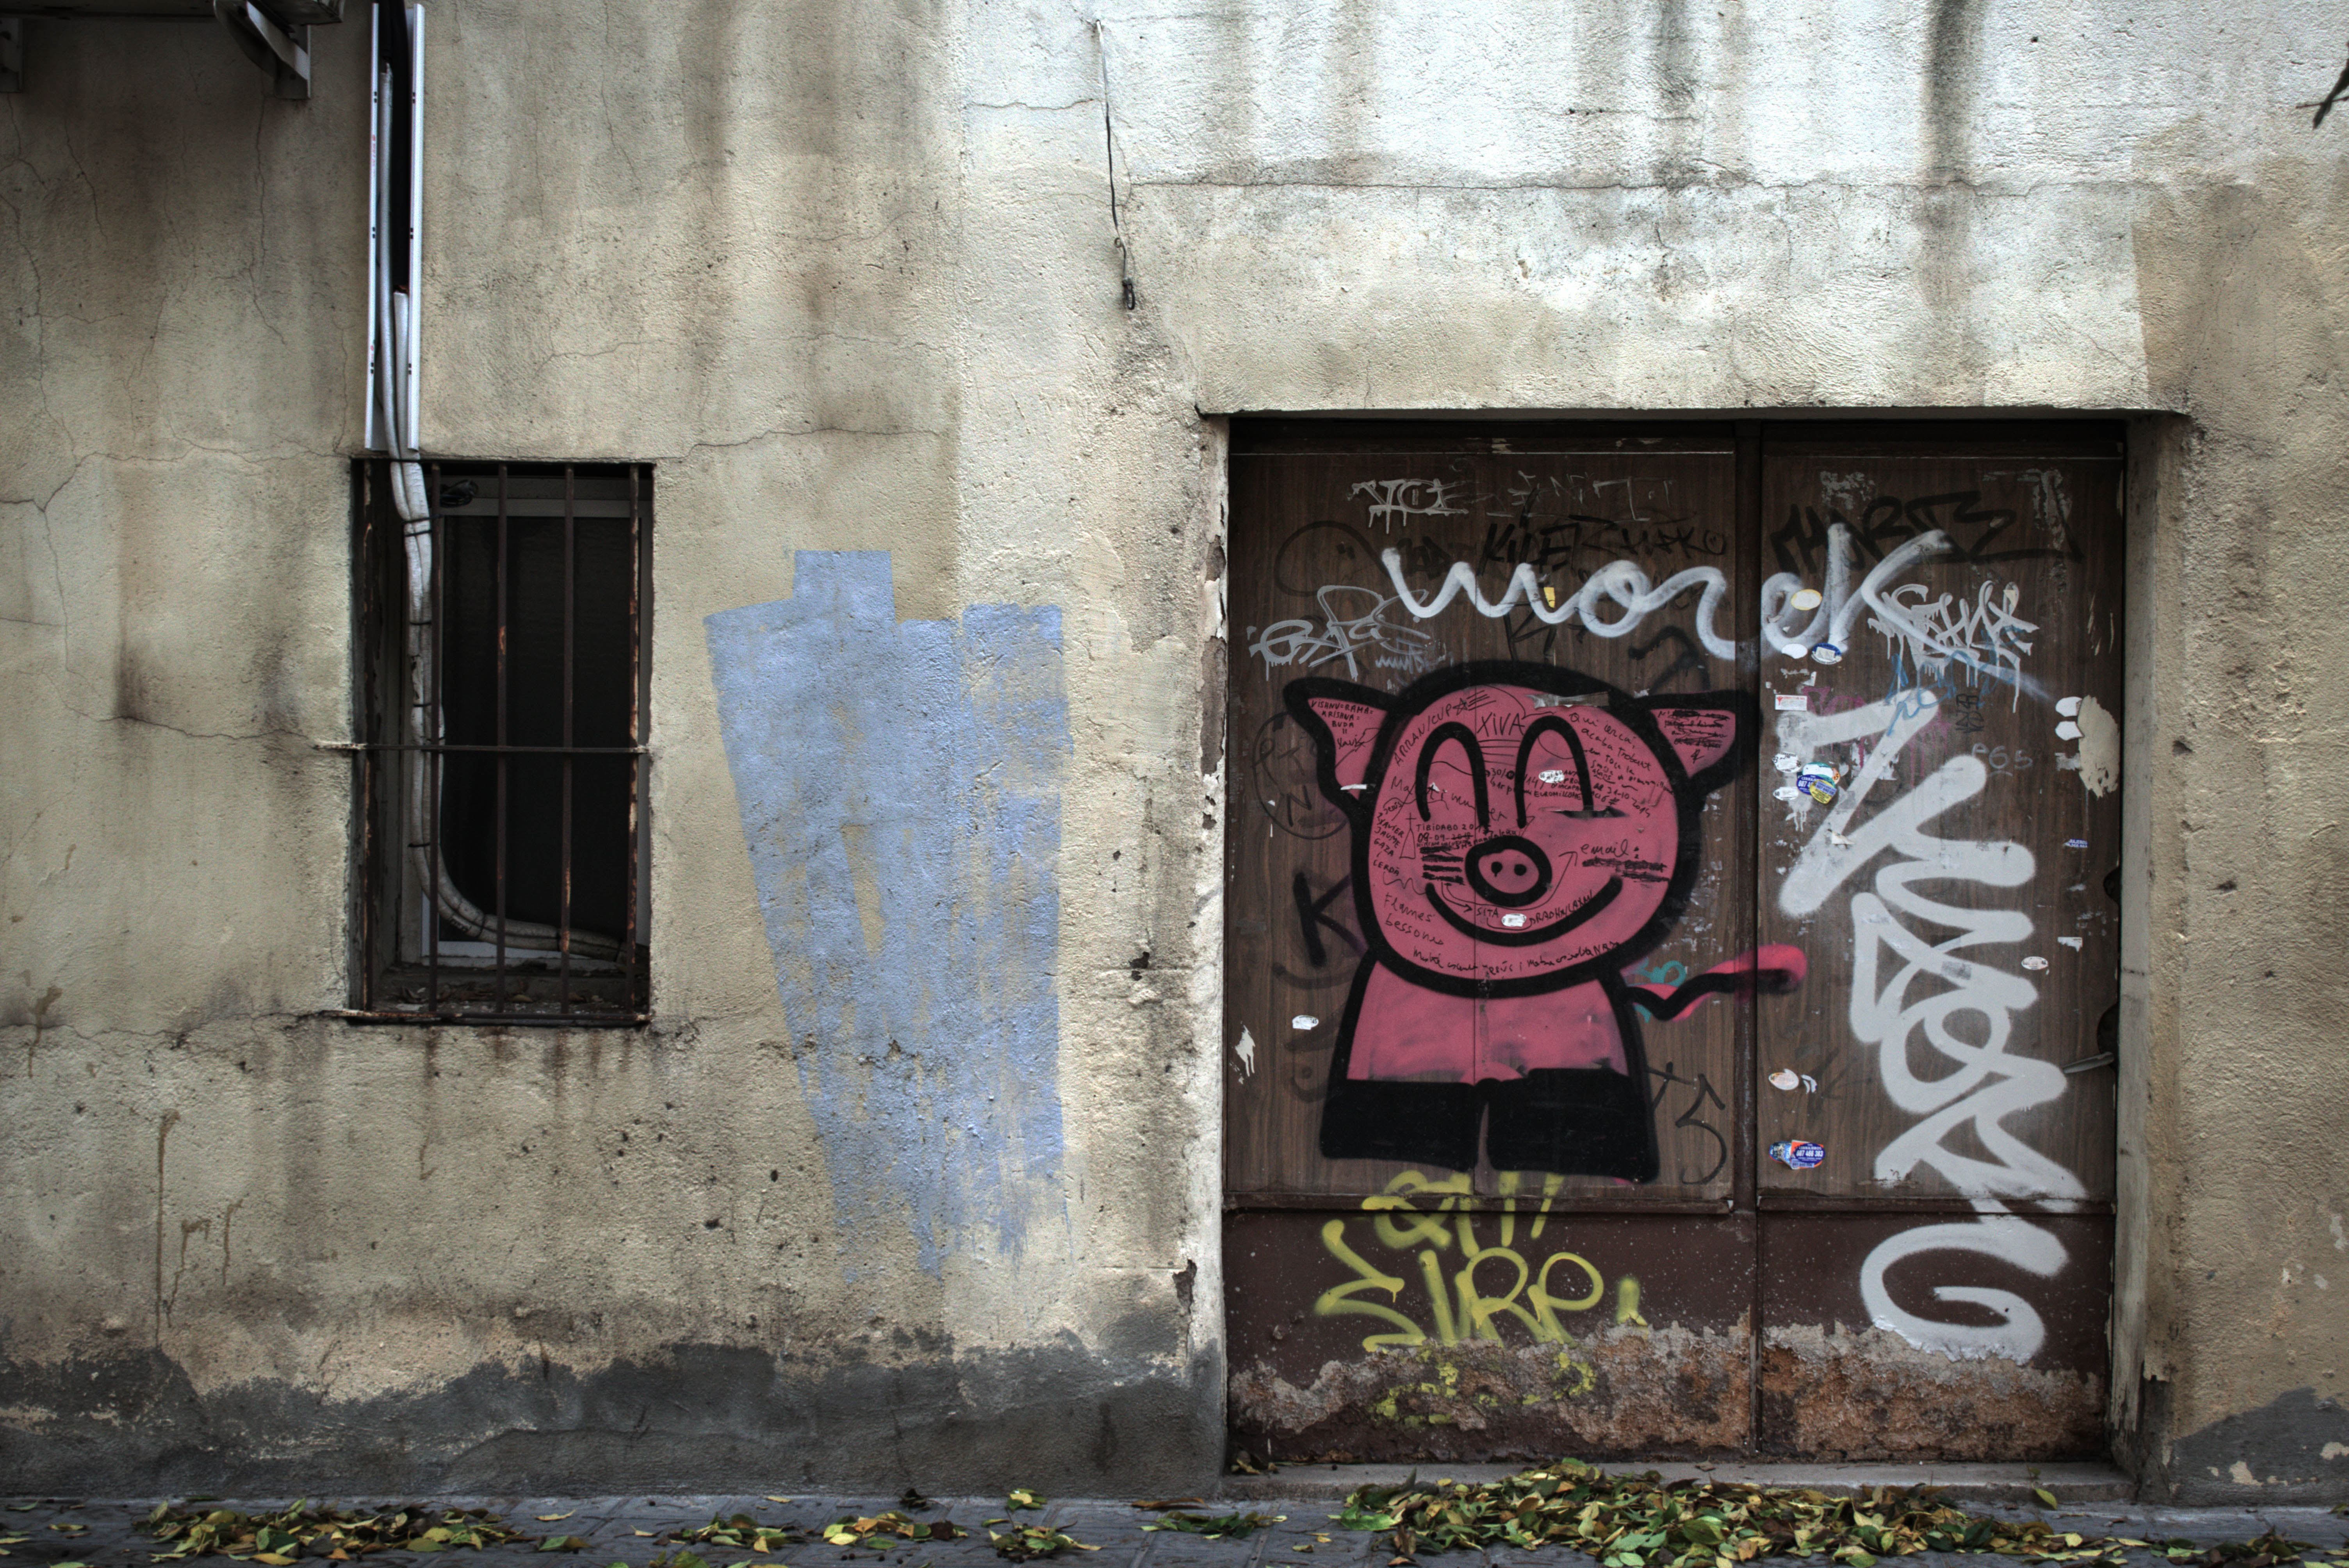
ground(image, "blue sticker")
xmin=1769 ymin=1139 xmax=1826 ymax=1170
xmin=2066 ymin=837 xmax=2089 ymax=849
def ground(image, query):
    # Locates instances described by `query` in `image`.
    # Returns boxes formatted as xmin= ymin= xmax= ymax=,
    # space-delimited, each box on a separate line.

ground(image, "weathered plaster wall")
xmin=2123 ymin=154 xmax=2349 ymax=1501
xmin=1 ymin=0 xmax=2344 ymax=1500
xmin=0 ymin=4 xmax=1226 ymax=1493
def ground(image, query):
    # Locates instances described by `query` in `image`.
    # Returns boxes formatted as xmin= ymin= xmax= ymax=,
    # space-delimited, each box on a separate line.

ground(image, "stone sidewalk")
xmin=2 ymin=1483 xmax=2342 ymax=1568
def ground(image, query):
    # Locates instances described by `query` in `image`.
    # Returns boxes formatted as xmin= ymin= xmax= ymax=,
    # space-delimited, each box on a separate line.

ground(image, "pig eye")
xmin=1514 ymin=715 xmax=1626 ymax=824
xmin=1415 ymin=722 xmax=1492 ymax=827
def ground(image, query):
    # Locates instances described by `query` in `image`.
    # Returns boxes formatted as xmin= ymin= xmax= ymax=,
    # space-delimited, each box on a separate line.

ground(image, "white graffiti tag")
xmin=1351 ymin=477 xmax=1467 ymax=532
xmin=1856 ymin=1216 xmax=2068 ymax=1363
xmin=1378 ymin=549 xmax=1738 ymax=662
xmin=1760 ymin=525 xmax=2040 ymax=702
xmin=1871 ymin=580 xmax=2036 ymax=698
xmin=1249 ymin=585 xmax=1444 ymax=681
xmin=1777 ymin=690 xmax=2083 ymax=1363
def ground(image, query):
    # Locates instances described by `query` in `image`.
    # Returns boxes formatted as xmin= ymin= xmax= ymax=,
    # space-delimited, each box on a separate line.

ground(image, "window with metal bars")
xmin=350 ymin=458 xmax=651 ymax=1023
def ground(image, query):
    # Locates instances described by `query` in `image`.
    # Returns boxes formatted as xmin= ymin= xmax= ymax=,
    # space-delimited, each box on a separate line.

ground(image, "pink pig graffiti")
xmin=1288 ymin=661 xmax=1804 ymax=1181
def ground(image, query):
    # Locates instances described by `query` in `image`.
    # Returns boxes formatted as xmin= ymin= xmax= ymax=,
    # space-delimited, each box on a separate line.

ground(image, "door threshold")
xmin=1221 ymin=1459 xmax=2133 ymax=1505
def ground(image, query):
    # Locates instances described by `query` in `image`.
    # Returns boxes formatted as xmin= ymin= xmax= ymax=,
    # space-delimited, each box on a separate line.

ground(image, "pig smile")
xmin=1422 ymin=873 xmax=1624 ymax=946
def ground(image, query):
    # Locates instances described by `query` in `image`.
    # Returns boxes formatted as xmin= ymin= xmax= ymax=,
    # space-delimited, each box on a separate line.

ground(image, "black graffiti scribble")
xmin=1273 ymin=519 xmax=1382 ymax=598
xmin=1484 ymin=513 xmax=1731 ymax=576
xmin=1253 ymin=710 xmax=1349 ymax=840
xmin=1769 ymin=491 xmax=2079 ymax=576
xmin=1647 ymin=1059 xmax=1731 ymax=1186
xmin=1797 ymin=1050 xmax=1853 ymax=1104
xmin=1394 ymin=534 xmax=1456 ymax=581
xmin=1479 ymin=516 xmax=1529 ymax=568
xmin=1292 ymin=870 xmax=1364 ymax=969
xmin=1501 ymin=603 xmax=1561 ymax=661
xmin=1627 ymin=625 xmax=1711 ymax=692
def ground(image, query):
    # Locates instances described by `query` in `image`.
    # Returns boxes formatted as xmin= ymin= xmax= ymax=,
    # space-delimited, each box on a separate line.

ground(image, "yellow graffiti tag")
xmin=1315 ymin=1219 xmax=1425 ymax=1351
xmin=1313 ymin=1170 xmax=1641 ymax=1354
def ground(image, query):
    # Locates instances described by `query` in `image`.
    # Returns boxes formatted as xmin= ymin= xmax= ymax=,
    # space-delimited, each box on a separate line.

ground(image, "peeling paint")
xmin=1232 ymin=1324 xmax=1750 ymax=1461
xmin=1760 ymin=1324 xmax=2101 ymax=1461
xmin=2071 ymin=694 xmax=2119 ymax=797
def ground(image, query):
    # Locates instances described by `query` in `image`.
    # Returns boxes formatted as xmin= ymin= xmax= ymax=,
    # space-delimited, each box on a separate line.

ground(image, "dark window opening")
xmin=351 ymin=459 xmax=651 ymax=1023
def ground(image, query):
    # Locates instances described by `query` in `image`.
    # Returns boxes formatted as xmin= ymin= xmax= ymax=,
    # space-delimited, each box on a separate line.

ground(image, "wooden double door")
xmin=1222 ymin=422 xmax=2123 ymax=1462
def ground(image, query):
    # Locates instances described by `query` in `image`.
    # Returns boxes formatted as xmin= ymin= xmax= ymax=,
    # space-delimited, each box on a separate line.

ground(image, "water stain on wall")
xmin=707 ymin=552 xmax=1070 ymax=1275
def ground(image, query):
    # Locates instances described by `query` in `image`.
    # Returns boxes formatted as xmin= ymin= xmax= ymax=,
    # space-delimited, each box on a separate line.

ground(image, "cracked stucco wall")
xmin=0 ymin=0 xmax=2344 ymax=1500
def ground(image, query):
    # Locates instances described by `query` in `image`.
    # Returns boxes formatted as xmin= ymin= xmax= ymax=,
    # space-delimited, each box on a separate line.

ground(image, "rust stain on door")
xmin=1228 ymin=1205 xmax=1756 ymax=1461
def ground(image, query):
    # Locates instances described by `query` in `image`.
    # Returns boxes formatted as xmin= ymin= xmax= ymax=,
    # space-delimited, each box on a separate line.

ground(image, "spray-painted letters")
xmin=1777 ymin=688 xmax=2081 ymax=1360
xmin=1316 ymin=1169 xmax=1638 ymax=1360
xmin=1380 ymin=549 xmax=1739 ymax=663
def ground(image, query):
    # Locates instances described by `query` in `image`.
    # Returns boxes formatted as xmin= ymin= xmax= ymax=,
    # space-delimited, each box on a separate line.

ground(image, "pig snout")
xmin=1463 ymin=834 xmax=1552 ymax=908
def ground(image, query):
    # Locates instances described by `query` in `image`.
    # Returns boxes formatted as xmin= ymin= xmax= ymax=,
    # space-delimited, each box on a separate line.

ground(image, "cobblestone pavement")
xmin=2 ymin=1490 xmax=2342 ymax=1568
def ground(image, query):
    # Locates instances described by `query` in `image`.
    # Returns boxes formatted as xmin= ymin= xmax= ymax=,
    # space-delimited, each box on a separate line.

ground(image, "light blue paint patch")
xmin=706 ymin=552 xmax=1069 ymax=1275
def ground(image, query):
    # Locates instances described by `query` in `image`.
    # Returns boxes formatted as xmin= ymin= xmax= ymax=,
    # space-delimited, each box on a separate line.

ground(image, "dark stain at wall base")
xmin=2161 ymin=1386 xmax=2349 ymax=1505
xmin=0 ymin=1336 xmax=1224 ymax=1496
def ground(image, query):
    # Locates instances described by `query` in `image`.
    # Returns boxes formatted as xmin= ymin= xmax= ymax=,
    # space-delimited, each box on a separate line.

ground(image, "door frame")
xmin=1203 ymin=411 xmax=2163 ymax=1466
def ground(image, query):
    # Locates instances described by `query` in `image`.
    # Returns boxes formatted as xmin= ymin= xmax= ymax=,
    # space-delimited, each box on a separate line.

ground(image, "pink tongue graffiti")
xmin=1286 ymin=664 xmax=1804 ymax=1182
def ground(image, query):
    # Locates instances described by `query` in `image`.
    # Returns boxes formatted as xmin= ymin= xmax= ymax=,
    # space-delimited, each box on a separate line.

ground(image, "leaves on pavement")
xmin=1329 ymin=1459 xmax=2349 ymax=1567
xmin=986 ymin=1522 xmax=1096 ymax=1562
xmin=1141 ymin=1512 xmax=1287 ymax=1540
xmin=675 ymin=1515 xmax=806 ymax=1555
xmin=140 ymin=1503 xmax=533 ymax=1561
xmin=819 ymin=1510 xmax=964 ymax=1548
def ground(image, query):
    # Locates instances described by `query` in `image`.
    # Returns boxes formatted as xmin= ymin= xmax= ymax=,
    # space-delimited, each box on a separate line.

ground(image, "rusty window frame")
xmin=346 ymin=457 xmax=652 ymax=1026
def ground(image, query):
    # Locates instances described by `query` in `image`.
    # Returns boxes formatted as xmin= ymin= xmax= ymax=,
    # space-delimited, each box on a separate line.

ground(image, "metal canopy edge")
xmin=0 ymin=0 xmax=342 ymax=20
xmin=0 ymin=0 xmax=342 ymax=96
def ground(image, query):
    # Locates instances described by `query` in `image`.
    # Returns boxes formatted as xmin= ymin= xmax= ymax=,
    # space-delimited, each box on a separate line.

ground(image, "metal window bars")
xmin=347 ymin=458 xmax=650 ymax=1026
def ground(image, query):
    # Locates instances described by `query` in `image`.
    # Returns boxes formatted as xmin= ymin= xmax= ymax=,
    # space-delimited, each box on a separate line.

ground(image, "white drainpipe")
xmin=371 ymin=4 xmax=613 ymax=960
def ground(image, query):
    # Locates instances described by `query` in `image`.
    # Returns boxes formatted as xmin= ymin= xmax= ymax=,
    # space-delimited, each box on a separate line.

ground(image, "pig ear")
xmin=1284 ymin=679 xmax=1390 ymax=808
xmin=1640 ymin=693 xmax=1753 ymax=795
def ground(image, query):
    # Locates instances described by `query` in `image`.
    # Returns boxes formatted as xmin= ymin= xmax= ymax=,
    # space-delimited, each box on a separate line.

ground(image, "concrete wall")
xmin=0 ymin=0 xmax=2343 ymax=1501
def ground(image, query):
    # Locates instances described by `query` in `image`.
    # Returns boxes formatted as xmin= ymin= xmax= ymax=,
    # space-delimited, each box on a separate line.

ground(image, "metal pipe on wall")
xmin=370 ymin=2 xmax=604 ymax=960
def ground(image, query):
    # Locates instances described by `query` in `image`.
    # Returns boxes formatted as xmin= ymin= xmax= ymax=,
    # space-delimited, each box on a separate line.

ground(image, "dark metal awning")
xmin=0 ymin=0 xmax=346 ymax=97
xmin=0 ymin=1 xmax=340 ymax=17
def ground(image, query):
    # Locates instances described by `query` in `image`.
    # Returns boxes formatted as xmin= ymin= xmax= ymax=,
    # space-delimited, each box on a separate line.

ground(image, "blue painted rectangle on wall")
xmin=706 ymin=552 xmax=1068 ymax=1274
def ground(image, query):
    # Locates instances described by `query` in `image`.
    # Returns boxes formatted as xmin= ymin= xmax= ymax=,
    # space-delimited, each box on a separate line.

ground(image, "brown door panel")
xmin=1752 ymin=449 xmax=2123 ymax=1204
xmin=1222 ymin=425 xmax=2122 ymax=1462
